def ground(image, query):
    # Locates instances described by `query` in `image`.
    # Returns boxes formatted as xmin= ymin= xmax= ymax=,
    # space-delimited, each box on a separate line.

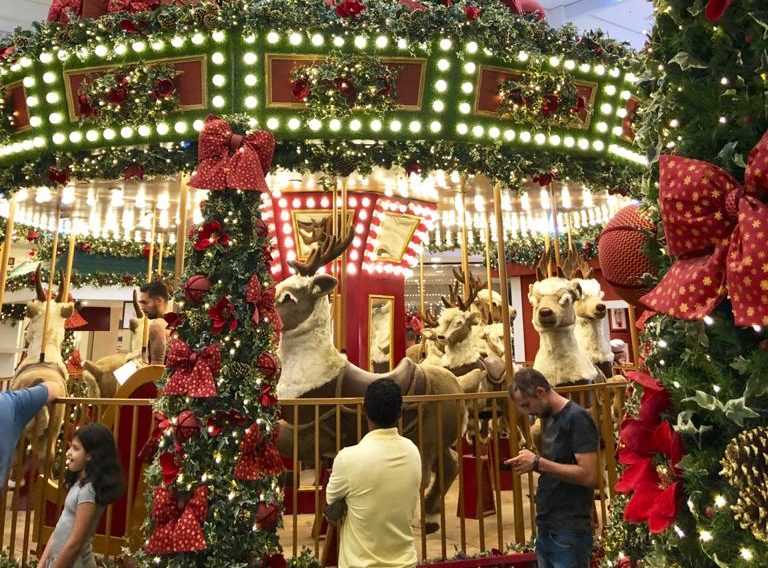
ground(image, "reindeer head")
xmin=24 ymin=266 xmax=75 ymax=361
xmin=528 ymin=277 xmax=581 ymax=331
xmin=437 ymin=269 xmax=484 ymax=346
xmin=275 ymin=228 xmax=354 ymax=335
xmin=474 ymin=288 xmax=503 ymax=323
xmin=479 ymin=305 xmax=517 ymax=358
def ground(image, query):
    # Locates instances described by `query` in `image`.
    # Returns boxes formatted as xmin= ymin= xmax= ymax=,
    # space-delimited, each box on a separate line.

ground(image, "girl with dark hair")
xmin=39 ymin=423 xmax=125 ymax=568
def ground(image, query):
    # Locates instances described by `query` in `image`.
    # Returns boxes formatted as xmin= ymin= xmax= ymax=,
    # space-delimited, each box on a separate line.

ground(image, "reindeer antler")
xmin=55 ymin=270 xmax=66 ymax=303
xmin=535 ymin=248 xmax=555 ymax=281
xmin=34 ymin=265 xmax=46 ymax=302
xmin=424 ymin=307 xmax=440 ymax=328
xmin=288 ymin=225 xmax=354 ymax=277
xmin=451 ymin=267 xmax=486 ymax=312
xmin=559 ymin=247 xmax=593 ymax=280
xmin=441 ymin=281 xmax=460 ymax=308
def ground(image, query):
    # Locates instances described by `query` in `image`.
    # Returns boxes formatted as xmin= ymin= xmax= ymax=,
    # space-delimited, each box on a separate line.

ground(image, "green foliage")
xmin=140 ymin=189 xmax=284 ymax=568
xmin=0 ymin=88 xmax=14 ymax=145
xmin=497 ymin=69 xmax=586 ymax=128
xmin=78 ymin=63 xmax=181 ymax=129
xmin=289 ymin=53 xmax=398 ymax=119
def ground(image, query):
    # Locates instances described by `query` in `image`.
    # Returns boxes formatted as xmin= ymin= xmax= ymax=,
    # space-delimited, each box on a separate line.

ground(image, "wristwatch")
xmin=533 ymin=455 xmax=541 ymax=473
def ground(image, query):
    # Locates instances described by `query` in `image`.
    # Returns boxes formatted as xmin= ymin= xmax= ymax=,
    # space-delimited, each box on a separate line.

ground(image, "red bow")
xmin=145 ymin=485 xmax=208 ymax=554
xmin=246 ymin=275 xmax=282 ymax=335
xmin=188 ymin=115 xmax=275 ymax=192
xmin=641 ymin=130 xmax=768 ymax=327
xmin=47 ymin=0 xmax=82 ymax=23
xmin=164 ymin=340 xmax=219 ymax=397
xmin=705 ymin=0 xmax=734 ymax=21
xmin=108 ymin=0 xmax=160 ymax=13
xmin=234 ymin=424 xmax=285 ymax=481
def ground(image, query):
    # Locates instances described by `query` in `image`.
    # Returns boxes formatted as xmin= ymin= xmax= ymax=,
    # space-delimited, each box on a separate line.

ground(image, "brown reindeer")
xmin=275 ymin=230 xmax=465 ymax=534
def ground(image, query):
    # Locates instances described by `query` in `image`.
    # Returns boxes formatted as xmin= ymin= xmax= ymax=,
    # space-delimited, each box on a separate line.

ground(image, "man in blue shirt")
xmin=0 ymin=380 xmax=65 ymax=483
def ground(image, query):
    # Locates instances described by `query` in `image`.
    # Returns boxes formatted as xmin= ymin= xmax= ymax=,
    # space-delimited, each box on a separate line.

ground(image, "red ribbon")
xmin=641 ymin=130 xmax=768 ymax=327
xmin=705 ymin=0 xmax=734 ymax=21
xmin=234 ymin=425 xmax=285 ymax=481
xmin=145 ymin=485 xmax=208 ymax=554
xmin=246 ymin=275 xmax=282 ymax=335
xmin=164 ymin=339 xmax=220 ymax=397
xmin=108 ymin=0 xmax=160 ymax=13
xmin=188 ymin=115 xmax=275 ymax=192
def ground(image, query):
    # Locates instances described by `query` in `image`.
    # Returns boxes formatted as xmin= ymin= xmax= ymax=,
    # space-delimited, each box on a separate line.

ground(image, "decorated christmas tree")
xmin=137 ymin=115 xmax=291 ymax=568
xmin=601 ymin=1 xmax=768 ymax=566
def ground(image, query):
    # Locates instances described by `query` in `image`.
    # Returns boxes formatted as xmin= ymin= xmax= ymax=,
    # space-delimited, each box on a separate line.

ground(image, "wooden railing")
xmin=0 ymin=382 xmax=626 ymax=566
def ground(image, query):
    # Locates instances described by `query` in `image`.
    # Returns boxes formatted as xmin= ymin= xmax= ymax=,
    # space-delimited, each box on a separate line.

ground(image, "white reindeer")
xmin=369 ymin=300 xmax=393 ymax=372
xmin=275 ymin=231 xmax=465 ymax=534
xmin=11 ymin=267 xmax=72 ymax=467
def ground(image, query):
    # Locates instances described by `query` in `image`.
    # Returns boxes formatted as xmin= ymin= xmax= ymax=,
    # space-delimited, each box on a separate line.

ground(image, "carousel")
xmin=0 ymin=0 xmax=644 ymax=566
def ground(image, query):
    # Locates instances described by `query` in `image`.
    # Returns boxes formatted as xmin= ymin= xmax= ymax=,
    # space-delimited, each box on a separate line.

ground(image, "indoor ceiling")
xmin=0 ymin=0 xmax=652 ymax=48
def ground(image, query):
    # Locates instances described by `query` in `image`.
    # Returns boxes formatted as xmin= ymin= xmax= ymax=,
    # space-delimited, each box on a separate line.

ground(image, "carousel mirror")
xmin=369 ymin=295 xmax=395 ymax=372
xmin=292 ymin=211 xmax=355 ymax=261
xmin=374 ymin=213 xmax=420 ymax=262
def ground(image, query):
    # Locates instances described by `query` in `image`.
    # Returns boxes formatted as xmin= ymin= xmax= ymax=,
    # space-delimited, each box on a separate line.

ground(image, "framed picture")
xmin=121 ymin=301 xmax=138 ymax=330
xmin=7 ymin=257 xmax=14 ymax=268
xmin=609 ymin=308 xmax=628 ymax=332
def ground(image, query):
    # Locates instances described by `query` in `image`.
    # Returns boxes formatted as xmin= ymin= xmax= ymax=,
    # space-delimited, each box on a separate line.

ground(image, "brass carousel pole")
xmin=141 ymin=209 xmax=158 ymax=356
xmin=157 ymin=233 xmax=165 ymax=276
xmin=174 ymin=175 xmax=190 ymax=289
xmin=60 ymin=225 xmax=77 ymax=301
xmin=627 ymin=306 xmax=640 ymax=365
xmin=483 ymin=195 xmax=494 ymax=316
xmin=339 ymin=176 xmax=348 ymax=353
xmin=40 ymin=196 xmax=63 ymax=363
xmin=493 ymin=181 xmax=525 ymax=544
xmin=0 ymin=195 xmax=17 ymax=309
xmin=331 ymin=178 xmax=340 ymax=350
xmin=566 ymin=210 xmax=574 ymax=252
xmin=459 ymin=176 xmax=471 ymax=292
xmin=549 ymin=184 xmax=561 ymax=270
xmin=419 ymin=250 xmax=425 ymax=319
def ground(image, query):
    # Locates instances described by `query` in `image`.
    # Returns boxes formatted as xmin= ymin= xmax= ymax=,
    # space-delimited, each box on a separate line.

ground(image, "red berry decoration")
xmin=184 ymin=274 xmax=211 ymax=304
xmin=176 ymin=410 xmax=199 ymax=442
xmin=704 ymin=506 xmax=714 ymax=518
xmin=598 ymin=204 xmax=657 ymax=306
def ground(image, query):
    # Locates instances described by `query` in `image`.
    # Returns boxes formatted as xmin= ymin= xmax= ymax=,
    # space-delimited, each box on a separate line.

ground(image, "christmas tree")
xmin=137 ymin=115 xmax=290 ymax=568
xmin=601 ymin=1 xmax=768 ymax=567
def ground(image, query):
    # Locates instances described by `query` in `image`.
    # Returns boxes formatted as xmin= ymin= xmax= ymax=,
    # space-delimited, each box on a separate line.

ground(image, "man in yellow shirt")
xmin=326 ymin=379 xmax=422 ymax=568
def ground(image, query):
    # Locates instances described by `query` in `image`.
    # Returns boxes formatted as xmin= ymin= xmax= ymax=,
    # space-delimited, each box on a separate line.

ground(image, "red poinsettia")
xmin=335 ymin=0 xmax=366 ymax=18
xmin=334 ymin=76 xmax=357 ymax=100
xmin=48 ymin=165 xmax=69 ymax=185
xmin=405 ymin=159 xmax=422 ymax=176
xmin=397 ymin=0 xmax=427 ymax=11
xmin=159 ymin=451 xmax=182 ymax=486
xmin=464 ymin=5 xmax=480 ymax=19
xmin=263 ymin=553 xmax=287 ymax=568
xmin=540 ymin=93 xmax=559 ymax=116
xmin=291 ymin=77 xmax=311 ymax=101
xmin=124 ymin=163 xmax=144 ymax=180
xmin=26 ymin=230 xmax=41 ymax=242
xmin=616 ymin=420 xmax=683 ymax=533
xmin=208 ymin=297 xmax=238 ymax=335
xmin=107 ymin=86 xmax=128 ymax=105
xmin=194 ymin=221 xmax=230 ymax=252
xmin=153 ymin=78 xmax=176 ymax=99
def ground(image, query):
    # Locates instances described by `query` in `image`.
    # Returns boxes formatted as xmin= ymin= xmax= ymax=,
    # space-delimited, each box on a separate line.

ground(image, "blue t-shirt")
xmin=0 ymin=384 xmax=49 ymax=483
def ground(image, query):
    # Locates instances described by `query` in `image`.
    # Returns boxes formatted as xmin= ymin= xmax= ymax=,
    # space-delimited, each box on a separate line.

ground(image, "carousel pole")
xmin=173 ymin=175 xmax=189 ymax=289
xmin=627 ymin=305 xmax=640 ymax=365
xmin=549 ymin=184 xmax=561 ymax=270
xmin=157 ymin=233 xmax=165 ymax=276
xmin=339 ymin=176 xmax=348 ymax=352
xmin=459 ymin=176 xmax=471 ymax=292
xmin=566 ymin=210 xmax=574 ymax=252
xmin=331 ymin=178 xmax=341 ymax=350
xmin=483 ymin=194 xmax=494 ymax=316
xmin=39 ymin=196 xmax=63 ymax=363
xmin=493 ymin=181 xmax=525 ymax=544
xmin=542 ymin=217 xmax=552 ymax=278
xmin=141 ymin=209 xmax=158 ymax=356
xmin=419 ymin=250 xmax=425 ymax=318
xmin=60 ymin=226 xmax=77 ymax=301
xmin=0 ymin=194 xmax=17 ymax=309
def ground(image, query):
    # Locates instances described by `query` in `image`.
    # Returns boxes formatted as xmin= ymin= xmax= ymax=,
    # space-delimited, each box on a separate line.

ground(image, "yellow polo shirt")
xmin=326 ymin=428 xmax=422 ymax=568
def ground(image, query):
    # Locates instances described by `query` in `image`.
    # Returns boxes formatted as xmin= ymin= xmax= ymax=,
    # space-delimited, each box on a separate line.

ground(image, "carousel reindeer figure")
xmin=275 ymin=229 xmax=465 ymax=534
xmin=405 ymin=307 xmax=444 ymax=366
xmin=10 ymin=267 xmax=73 ymax=467
xmin=369 ymin=300 xmax=393 ymax=372
xmin=81 ymin=290 xmax=147 ymax=398
xmin=561 ymin=249 xmax=614 ymax=378
xmin=479 ymin=306 xmax=518 ymax=362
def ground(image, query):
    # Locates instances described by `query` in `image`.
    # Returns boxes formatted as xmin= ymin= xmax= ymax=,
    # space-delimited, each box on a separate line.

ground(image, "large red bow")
xmin=246 ymin=275 xmax=282 ymax=336
xmin=188 ymin=115 xmax=275 ymax=192
xmin=47 ymin=0 xmax=82 ymax=23
xmin=164 ymin=339 xmax=220 ymax=397
xmin=234 ymin=424 xmax=285 ymax=481
xmin=641 ymin=130 xmax=768 ymax=327
xmin=108 ymin=0 xmax=160 ymax=13
xmin=145 ymin=485 xmax=208 ymax=554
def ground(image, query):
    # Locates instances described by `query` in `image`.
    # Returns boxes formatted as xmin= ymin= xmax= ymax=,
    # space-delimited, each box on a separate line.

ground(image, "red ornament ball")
xmin=704 ymin=506 xmax=714 ymax=518
xmin=598 ymin=204 xmax=656 ymax=306
xmin=176 ymin=410 xmax=199 ymax=442
xmin=184 ymin=274 xmax=211 ymax=304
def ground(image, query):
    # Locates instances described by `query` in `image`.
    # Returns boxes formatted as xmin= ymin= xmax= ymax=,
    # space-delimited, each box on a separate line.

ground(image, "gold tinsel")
xmin=720 ymin=426 xmax=768 ymax=543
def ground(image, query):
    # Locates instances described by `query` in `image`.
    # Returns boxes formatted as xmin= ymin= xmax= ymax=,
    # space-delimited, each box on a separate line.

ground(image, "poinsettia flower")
xmin=335 ymin=0 xmax=366 ymax=18
xmin=334 ymin=76 xmax=357 ymax=100
xmin=153 ymin=78 xmax=176 ymax=99
xmin=208 ymin=297 xmax=238 ymax=335
xmin=119 ymin=19 xmax=141 ymax=34
xmin=159 ymin=451 xmax=182 ymax=486
xmin=540 ymin=93 xmax=559 ymax=116
xmin=124 ymin=163 xmax=144 ymax=180
xmin=291 ymin=77 xmax=311 ymax=101
xmin=405 ymin=159 xmax=422 ymax=176
xmin=263 ymin=553 xmax=287 ymax=568
xmin=616 ymin=420 xmax=684 ymax=533
xmin=464 ymin=6 xmax=480 ymax=19
xmin=625 ymin=370 xmax=671 ymax=424
xmin=26 ymin=230 xmax=40 ymax=242
xmin=107 ymin=86 xmax=128 ymax=106
xmin=397 ymin=0 xmax=427 ymax=11
xmin=194 ymin=221 xmax=230 ymax=252
xmin=48 ymin=165 xmax=69 ymax=185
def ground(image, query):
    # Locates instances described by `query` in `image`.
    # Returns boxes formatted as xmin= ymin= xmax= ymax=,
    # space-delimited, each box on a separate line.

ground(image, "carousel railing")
xmin=0 ymin=381 xmax=626 ymax=566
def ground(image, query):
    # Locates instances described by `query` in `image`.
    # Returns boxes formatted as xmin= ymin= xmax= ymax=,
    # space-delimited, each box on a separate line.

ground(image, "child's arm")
xmin=37 ymin=535 xmax=54 ymax=567
xmin=50 ymin=501 xmax=98 ymax=568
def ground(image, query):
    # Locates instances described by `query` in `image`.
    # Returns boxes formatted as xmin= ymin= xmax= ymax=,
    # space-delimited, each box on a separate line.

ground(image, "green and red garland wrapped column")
xmin=138 ymin=114 xmax=288 ymax=568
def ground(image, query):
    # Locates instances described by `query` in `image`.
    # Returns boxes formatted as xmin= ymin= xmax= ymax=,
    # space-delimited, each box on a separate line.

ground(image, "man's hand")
xmin=505 ymin=449 xmax=536 ymax=474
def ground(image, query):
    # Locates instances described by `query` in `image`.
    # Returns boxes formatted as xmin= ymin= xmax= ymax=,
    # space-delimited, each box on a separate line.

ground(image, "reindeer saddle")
xmin=449 ymin=356 xmax=506 ymax=389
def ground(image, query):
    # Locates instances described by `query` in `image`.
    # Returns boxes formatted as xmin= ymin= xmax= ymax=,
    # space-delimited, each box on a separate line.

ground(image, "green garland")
xmin=78 ymin=62 xmax=181 ymax=130
xmin=3 ymin=269 xmax=173 ymax=293
xmin=290 ymin=53 xmax=398 ymax=119
xmin=496 ymin=69 xmax=586 ymax=128
xmin=0 ymin=88 xmax=13 ymax=146
xmin=426 ymin=223 xmax=602 ymax=267
xmin=0 ymin=304 xmax=27 ymax=323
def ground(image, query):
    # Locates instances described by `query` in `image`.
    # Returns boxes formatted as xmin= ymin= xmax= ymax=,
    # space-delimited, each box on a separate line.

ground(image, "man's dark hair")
xmin=510 ymin=368 xmax=552 ymax=398
xmin=405 ymin=329 xmax=419 ymax=343
xmin=140 ymin=281 xmax=170 ymax=301
xmin=364 ymin=379 xmax=403 ymax=428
